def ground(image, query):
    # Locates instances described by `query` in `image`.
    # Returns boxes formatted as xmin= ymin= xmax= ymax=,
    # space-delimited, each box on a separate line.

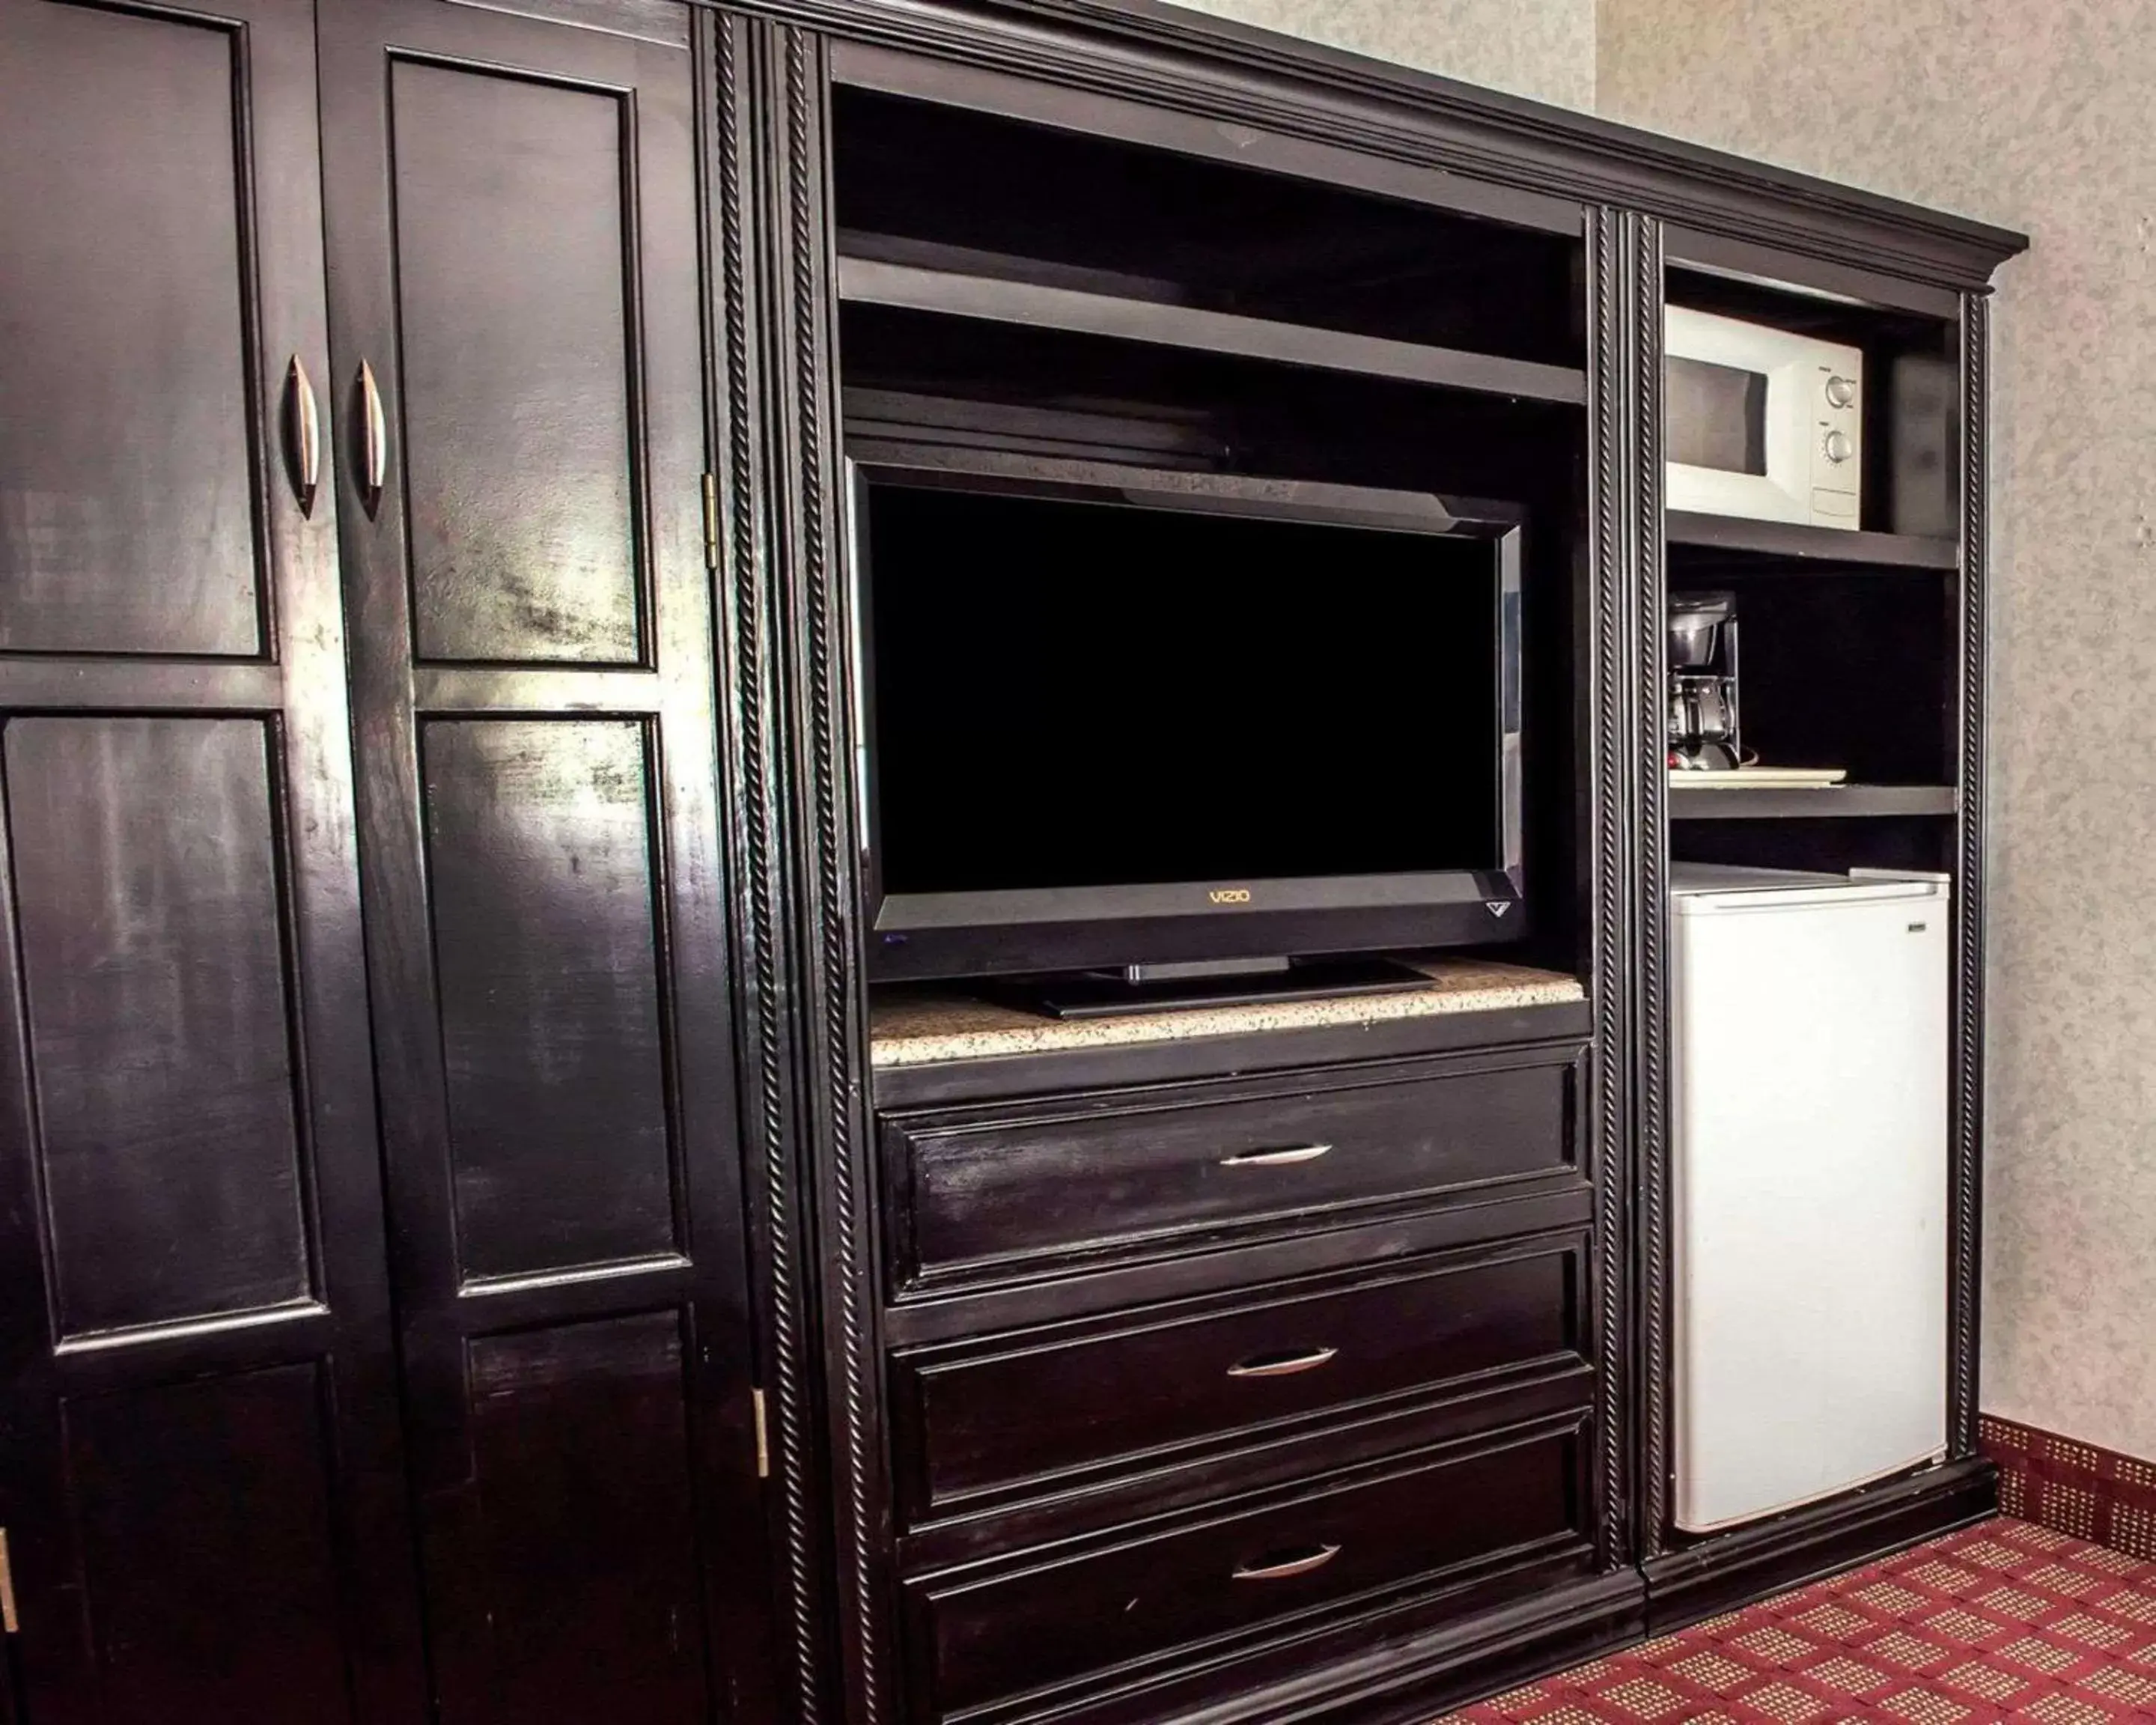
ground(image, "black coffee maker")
xmin=1669 ymin=592 xmax=1741 ymax=770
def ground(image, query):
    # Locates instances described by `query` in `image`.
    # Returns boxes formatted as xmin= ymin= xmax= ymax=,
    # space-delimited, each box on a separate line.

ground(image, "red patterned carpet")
xmin=1444 ymin=1519 xmax=2156 ymax=1722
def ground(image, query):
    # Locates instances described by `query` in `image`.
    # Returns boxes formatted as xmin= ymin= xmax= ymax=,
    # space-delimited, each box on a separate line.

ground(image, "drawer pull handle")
xmin=1227 ymin=1347 xmax=1338 ymax=1379
xmin=1219 ymin=1143 xmax=1332 ymax=1168
xmin=1232 ymin=1544 xmax=1341 ymax=1583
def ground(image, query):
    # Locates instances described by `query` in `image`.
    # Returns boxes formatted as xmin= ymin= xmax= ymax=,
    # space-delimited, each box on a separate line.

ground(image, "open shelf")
xmin=1665 ymin=565 xmax=1950 ymax=789
xmin=1669 ymin=784 xmax=1958 ymax=821
xmin=1665 ymin=264 xmax=1959 ymax=539
xmin=1672 ymin=814 xmax=1955 ymax=876
xmin=831 ymin=76 xmax=1596 ymax=986
xmin=835 ymin=253 xmax=1588 ymax=406
xmin=835 ymin=305 xmax=1585 ymax=502
xmin=1660 ymin=265 xmax=1967 ymax=875
xmin=831 ymin=85 xmax=1586 ymax=370
xmin=1666 ymin=511 xmax=1958 ymax=571
xmin=835 ymin=299 xmax=1591 ymax=984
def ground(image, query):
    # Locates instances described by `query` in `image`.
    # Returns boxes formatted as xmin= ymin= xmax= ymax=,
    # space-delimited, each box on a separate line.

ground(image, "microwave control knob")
xmin=1824 ymin=374 xmax=1859 ymax=409
xmin=1823 ymin=429 xmax=1855 ymax=464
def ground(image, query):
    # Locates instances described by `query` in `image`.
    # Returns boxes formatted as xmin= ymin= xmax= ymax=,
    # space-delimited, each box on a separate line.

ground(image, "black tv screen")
xmin=854 ymin=460 xmax=1523 ymax=978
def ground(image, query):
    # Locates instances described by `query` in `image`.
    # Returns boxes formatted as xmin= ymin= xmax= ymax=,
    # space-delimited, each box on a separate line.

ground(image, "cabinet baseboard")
xmin=1642 ymin=1457 xmax=1998 ymax=1632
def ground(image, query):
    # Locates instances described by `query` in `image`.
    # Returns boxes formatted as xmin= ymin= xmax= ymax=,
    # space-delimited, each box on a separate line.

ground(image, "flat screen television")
xmin=849 ymin=450 xmax=1524 ymax=982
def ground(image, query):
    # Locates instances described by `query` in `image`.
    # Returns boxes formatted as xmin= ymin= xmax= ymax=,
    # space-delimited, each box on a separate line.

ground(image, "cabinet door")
xmin=317 ymin=4 xmax=777 ymax=1721
xmin=0 ymin=2 xmax=424 ymax=1721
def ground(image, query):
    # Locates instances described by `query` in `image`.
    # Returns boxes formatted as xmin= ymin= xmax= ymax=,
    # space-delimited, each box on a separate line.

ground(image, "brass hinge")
xmin=0 ymin=1526 xmax=18 ymax=1634
xmin=701 ymin=472 xmax=720 ymax=571
xmin=752 ymin=1388 xmax=770 ymax=1480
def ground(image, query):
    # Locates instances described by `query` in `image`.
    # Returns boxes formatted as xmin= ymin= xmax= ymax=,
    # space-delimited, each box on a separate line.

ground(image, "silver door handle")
xmin=286 ymin=355 xmax=320 ymax=514
xmin=1219 ymin=1143 xmax=1331 ymax=1168
xmin=358 ymin=359 xmax=387 ymax=512
xmin=1227 ymin=1347 xmax=1338 ymax=1379
xmin=1232 ymin=1544 xmax=1340 ymax=1582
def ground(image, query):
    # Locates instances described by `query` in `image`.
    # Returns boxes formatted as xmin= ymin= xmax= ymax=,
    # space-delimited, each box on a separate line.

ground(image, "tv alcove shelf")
xmin=871 ymin=959 xmax=1584 ymax=1063
xmin=0 ymin=2 xmax=2023 ymax=1724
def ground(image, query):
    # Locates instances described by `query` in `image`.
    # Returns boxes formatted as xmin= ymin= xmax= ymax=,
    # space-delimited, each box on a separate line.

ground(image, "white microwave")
xmin=1665 ymin=306 xmax=1863 ymax=530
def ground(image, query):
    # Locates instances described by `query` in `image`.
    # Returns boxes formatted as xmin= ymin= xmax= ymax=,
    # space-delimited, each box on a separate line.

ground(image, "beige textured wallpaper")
xmin=1600 ymin=1 xmax=2156 ymax=1458
xmin=1156 ymin=0 xmax=1597 ymax=109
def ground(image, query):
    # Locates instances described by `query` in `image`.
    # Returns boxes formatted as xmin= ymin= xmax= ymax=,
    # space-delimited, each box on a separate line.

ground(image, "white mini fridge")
xmin=1671 ymin=864 xmax=1950 ymax=1534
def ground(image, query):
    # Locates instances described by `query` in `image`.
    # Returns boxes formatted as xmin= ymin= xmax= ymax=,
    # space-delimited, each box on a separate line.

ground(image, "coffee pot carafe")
xmin=1669 ymin=591 xmax=1742 ymax=770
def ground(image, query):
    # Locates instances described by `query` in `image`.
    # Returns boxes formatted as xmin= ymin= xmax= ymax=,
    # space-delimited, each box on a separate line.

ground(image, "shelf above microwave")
xmin=1666 ymin=511 xmax=1959 ymax=571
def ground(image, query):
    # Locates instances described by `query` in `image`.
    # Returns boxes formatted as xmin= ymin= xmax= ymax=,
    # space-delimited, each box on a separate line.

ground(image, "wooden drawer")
xmin=904 ymin=1420 xmax=1585 ymax=1722
xmin=882 ymin=1047 xmax=1583 ymax=1291
xmin=892 ymin=1236 xmax=1583 ymax=1524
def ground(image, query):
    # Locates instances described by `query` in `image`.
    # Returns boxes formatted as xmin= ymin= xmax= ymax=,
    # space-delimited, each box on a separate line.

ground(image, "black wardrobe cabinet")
xmin=0 ymin=1 xmax=2023 ymax=1723
xmin=0 ymin=2 xmax=771 ymax=1721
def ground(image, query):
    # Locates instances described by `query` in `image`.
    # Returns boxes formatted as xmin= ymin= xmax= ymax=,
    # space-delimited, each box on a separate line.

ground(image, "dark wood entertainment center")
xmin=0 ymin=2 xmax=2025 ymax=1723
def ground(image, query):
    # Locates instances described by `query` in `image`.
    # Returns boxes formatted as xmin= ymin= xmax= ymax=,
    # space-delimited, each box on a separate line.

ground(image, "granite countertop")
xmin=868 ymin=957 xmax=1585 ymax=1068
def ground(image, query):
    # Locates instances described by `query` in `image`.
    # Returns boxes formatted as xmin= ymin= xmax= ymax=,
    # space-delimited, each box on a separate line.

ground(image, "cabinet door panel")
xmin=391 ymin=57 xmax=644 ymax=665
xmin=424 ymin=718 xmax=680 ymax=1281
xmin=0 ymin=0 xmax=263 ymax=657
xmin=0 ymin=4 xmax=424 ymax=1722
xmin=462 ymin=1315 xmax=709 ymax=1721
xmin=320 ymin=4 xmax=776 ymax=1721
xmin=7 ymin=718 xmax=311 ymax=1336
xmin=62 ymin=1366 xmax=350 ymax=1725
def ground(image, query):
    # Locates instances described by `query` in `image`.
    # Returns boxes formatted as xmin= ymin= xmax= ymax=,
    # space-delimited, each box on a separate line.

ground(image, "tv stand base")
xmin=1002 ymin=955 xmax=1433 ymax=1020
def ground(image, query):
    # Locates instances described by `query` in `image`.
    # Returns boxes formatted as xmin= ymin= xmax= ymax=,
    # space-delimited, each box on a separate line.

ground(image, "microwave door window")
xmin=1668 ymin=356 xmax=1768 ymax=475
